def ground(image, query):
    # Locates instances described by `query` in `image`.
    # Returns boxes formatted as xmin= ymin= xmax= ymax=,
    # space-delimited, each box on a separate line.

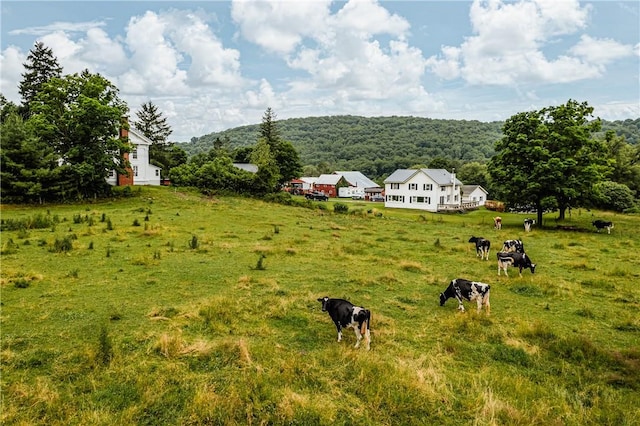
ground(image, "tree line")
xmin=2 ymin=42 xmax=638 ymax=216
xmin=0 ymin=43 xmax=301 ymax=202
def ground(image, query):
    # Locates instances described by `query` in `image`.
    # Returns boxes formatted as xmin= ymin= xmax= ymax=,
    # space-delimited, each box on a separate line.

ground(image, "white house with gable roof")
xmin=384 ymin=168 xmax=476 ymax=212
xmin=107 ymin=126 xmax=161 ymax=186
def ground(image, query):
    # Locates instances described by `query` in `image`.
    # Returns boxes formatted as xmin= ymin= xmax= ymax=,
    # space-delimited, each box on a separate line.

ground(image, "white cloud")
xmin=0 ymin=46 xmax=25 ymax=102
xmin=426 ymin=0 xmax=605 ymax=85
xmin=231 ymin=0 xmax=332 ymax=55
xmin=570 ymin=35 xmax=635 ymax=64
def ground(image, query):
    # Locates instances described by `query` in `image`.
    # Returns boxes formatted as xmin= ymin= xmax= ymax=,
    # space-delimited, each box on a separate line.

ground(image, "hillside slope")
xmin=179 ymin=115 xmax=639 ymax=178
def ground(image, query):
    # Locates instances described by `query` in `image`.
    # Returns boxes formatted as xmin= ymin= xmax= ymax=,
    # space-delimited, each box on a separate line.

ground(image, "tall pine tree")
xmin=18 ymin=42 xmax=62 ymax=118
xmin=257 ymin=107 xmax=302 ymax=188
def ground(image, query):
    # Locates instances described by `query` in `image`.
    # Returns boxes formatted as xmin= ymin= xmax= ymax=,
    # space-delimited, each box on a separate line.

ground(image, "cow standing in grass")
xmin=469 ymin=236 xmax=491 ymax=260
xmin=592 ymin=220 xmax=614 ymax=234
xmin=524 ymin=218 xmax=535 ymax=232
xmin=494 ymin=217 xmax=502 ymax=230
xmin=317 ymin=297 xmax=371 ymax=350
xmin=501 ymin=239 xmax=524 ymax=253
xmin=439 ymin=278 xmax=491 ymax=314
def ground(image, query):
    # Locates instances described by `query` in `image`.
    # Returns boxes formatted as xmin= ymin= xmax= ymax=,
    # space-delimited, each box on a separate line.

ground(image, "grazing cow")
xmin=524 ymin=218 xmax=535 ymax=232
xmin=493 ymin=216 xmax=502 ymax=230
xmin=317 ymin=297 xmax=371 ymax=350
xmin=439 ymin=278 xmax=491 ymax=314
xmin=592 ymin=220 xmax=614 ymax=234
xmin=501 ymin=239 xmax=524 ymax=253
xmin=468 ymin=236 xmax=491 ymax=260
xmin=497 ymin=252 xmax=536 ymax=277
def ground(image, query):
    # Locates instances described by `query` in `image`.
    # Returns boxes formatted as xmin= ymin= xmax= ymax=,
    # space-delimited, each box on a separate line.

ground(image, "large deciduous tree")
xmin=29 ymin=70 xmax=129 ymax=200
xmin=488 ymin=100 xmax=608 ymax=225
xmin=18 ymin=42 xmax=63 ymax=118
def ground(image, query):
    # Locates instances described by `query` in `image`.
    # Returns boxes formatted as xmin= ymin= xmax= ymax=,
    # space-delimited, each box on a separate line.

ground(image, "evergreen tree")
xmin=18 ymin=42 xmax=63 ymax=117
xmin=0 ymin=113 xmax=57 ymax=203
xmin=29 ymin=70 xmax=129 ymax=200
xmin=133 ymin=101 xmax=172 ymax=144
xmin=256 ymin=107 xmax=302 ymax=188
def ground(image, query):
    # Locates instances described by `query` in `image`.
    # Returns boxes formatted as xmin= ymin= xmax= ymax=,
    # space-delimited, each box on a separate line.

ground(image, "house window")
xmin=155 ymin=170 xmax=160 ymax=176
xmin=134 ymin=166 xmax=138 ymax=177
xmin=440 ymin=186 xmax=446 ymax=192
xmin=390 ymin=195 xmax=404 ymax=202
xmin=390 ymin=183 xmax=400 ymax=190
xmin=409 ymin=183 xmax=418 ymax=190
xmin=423 ymin=184 xmax=432 ymax=191
xmin=109 ymin=170 xmax=115 ymax=177
xmin=132 ymin=148 xmax=138 ymax=159
xmin=411 ymin=196 xmax=430 ymax=204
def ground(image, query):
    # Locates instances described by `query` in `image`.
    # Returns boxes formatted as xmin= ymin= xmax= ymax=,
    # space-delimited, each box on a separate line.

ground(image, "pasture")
xmin=1 ymin=187 xmax=639 ymax=425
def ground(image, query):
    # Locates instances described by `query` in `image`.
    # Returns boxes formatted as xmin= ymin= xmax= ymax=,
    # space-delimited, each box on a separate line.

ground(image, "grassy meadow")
xmin=1 ymin=186 xmax=639 ymax=425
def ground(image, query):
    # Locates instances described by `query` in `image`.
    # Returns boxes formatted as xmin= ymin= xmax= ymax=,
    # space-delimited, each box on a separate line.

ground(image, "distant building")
xmin=334 ymin=171 xmax=381 ymax=198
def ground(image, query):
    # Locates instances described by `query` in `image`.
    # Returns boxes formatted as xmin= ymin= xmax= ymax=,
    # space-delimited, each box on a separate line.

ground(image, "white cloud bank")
xmin=1 ymin=0 xmax=637 ymax=142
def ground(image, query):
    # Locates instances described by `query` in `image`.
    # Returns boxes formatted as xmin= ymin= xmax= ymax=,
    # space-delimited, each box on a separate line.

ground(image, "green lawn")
xmin=1 ymin=187 xmax=639 ymax=425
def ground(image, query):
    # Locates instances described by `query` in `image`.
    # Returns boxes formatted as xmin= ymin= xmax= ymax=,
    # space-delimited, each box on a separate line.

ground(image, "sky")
xmin=1 ymin=0 xmax=639 ymax=143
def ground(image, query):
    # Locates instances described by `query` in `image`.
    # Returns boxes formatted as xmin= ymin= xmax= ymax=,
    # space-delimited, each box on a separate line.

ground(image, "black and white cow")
xmin=501 ymin=239 xmax=524 ymax=253
xmin=497 ymin=252 xmax=536 ymax=277
xmin=592 ymin=220 xmax=614 ymax=234
xmin=524 ymin=218 xmax=535 ymax=232
xmin=468 ymin=236 xmax=491 ymax=260
xmin=317 ymin=297 xmax=371 ymax=350
xmin=439 ymin=278 xmax=491 ymax=314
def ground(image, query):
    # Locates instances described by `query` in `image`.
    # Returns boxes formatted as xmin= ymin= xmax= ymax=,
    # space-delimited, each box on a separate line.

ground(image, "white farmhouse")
xmin=383 ymin=168 xmax=468 ymax=212
xmin=107 ymin=126 xmax=161 ymax=186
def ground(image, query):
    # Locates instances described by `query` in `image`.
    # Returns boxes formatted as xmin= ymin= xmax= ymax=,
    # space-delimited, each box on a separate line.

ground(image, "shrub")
xmin=591 ymin=181 xmax=636 ymax=212
xmin=189 ymin=235 xmax=199 ymax=250
xmin=52 ymin=235 xmax=74 ymax=252
xmin=333 ymin=203 xmax=349 ymax=214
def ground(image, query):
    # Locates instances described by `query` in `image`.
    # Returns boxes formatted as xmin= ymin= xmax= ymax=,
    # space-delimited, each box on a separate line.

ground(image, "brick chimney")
xmin=117 ymin=116 xmax=134 ymax=186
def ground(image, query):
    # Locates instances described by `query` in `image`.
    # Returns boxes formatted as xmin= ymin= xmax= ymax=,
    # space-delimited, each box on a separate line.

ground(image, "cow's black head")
xmin=530 ymin=264 xmax=537 ymax=274
xmin=439 ymin=292 xmax=447 ymax=306
xmin=317 ymin=296 xmax=330 ymax=311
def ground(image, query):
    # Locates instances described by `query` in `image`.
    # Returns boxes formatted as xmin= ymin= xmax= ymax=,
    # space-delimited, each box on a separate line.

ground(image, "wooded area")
xmin=180 ymin=115 xmax=639 ymax=180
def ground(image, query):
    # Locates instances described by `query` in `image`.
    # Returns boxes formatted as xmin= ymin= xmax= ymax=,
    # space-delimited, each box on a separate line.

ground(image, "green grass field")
xmin=1 ymin=187 xmax=639 ymax=425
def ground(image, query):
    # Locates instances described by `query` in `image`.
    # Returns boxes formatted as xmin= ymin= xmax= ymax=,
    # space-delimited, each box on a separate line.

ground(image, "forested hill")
xmin=180 ymin=115 xmax=503 ymax=171
xmin=178 ymin=115 xmax=639 ymax=178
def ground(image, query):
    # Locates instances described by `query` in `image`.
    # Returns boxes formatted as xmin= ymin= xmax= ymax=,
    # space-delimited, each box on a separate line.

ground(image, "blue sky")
xmin=1 ymin=0 xmax=638 ymax=142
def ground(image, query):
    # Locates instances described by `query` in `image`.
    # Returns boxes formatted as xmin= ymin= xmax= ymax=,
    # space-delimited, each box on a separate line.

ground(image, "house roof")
xmin=334 ymin=171 xmax=380 ymax=188
xmin=128 ymin=127 xmax=153 ymax=146
xmin=316 ymin=174 xmax=344 ymax=185
xmin=384 ymin=168 xmax=462 ymax=186
xmin=300 ymin=177 xmax=318 ymax=185
xmin=461 ymin=185 xmax=488 ymax=195
xmin=233 ymin=163 xmax=258 ymax=173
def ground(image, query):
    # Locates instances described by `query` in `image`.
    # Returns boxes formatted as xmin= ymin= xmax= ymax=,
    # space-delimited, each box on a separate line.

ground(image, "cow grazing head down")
xmin=497 ymin=252 xmax=536 ymax=277
xmin=440 ymin=278 xmax=491 ymax=314
xmin=468 ymin=236 xmax=491 ymax=261
xmin=317 ymin=297 xmax=371 ymax=350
